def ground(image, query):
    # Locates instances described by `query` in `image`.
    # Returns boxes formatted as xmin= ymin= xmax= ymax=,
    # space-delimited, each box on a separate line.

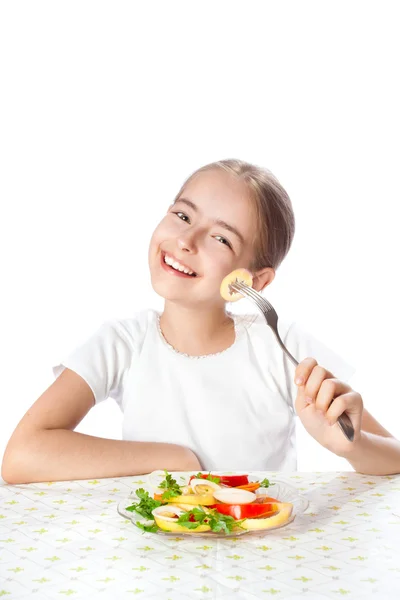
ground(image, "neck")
xmin=159 ymin=302 xmax=235 ymax=356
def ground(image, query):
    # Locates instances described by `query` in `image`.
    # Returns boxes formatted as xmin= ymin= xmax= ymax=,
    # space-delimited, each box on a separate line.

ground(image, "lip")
xmin=160 ymin=251 xmax=198 ymax=278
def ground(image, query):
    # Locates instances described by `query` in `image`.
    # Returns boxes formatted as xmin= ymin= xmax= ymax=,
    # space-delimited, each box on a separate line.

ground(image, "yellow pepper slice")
xmin=240 ymin=502 xmax=293 ymax=531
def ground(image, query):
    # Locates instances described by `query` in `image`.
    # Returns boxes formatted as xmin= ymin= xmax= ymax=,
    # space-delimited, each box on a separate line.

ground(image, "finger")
xmin=294 ymin=357 xmax=318 ymax=386
xmin=325 ymin=392 xmax=363 ymax=426
xmin=315 ymin=378 xmax=352 ymax=413
xmin=303 ymin=365 xmax=335 ymax=403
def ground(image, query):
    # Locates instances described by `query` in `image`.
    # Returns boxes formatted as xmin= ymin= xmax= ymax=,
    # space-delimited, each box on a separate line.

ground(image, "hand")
xmin=294 ymin=358 xmax=364 ymax=455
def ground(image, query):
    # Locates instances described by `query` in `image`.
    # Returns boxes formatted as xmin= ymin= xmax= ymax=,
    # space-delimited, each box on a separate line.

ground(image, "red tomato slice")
xmin=218 ymin=474 xmax=249 ymax=487
xmin=189 ymin=473 xmax=249 ymax=487
xmin=214 ymin=502 xmax=278 ymax=520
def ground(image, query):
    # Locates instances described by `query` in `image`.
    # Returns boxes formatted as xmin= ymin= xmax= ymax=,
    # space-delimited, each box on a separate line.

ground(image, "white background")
xmin=1 ymin=1 xmax=399 ymax=479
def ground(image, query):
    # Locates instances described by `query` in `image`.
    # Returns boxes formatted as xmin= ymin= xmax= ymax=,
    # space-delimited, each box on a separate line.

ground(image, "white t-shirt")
xmin=53 ymin=310 xmax=355 ymax=471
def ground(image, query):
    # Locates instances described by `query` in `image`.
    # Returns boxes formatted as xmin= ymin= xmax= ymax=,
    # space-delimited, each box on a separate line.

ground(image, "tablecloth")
xmin=1 ymin=471 xmax=400 ymax=599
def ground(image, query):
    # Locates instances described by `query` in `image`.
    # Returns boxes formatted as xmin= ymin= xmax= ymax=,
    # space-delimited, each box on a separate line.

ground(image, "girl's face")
xmin=148 ymin=169 xmax=265 ymax=308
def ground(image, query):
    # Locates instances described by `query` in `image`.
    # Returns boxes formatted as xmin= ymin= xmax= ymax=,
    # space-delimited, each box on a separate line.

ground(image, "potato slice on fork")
xmin=220 ymin=268 xmax=253 ymax=302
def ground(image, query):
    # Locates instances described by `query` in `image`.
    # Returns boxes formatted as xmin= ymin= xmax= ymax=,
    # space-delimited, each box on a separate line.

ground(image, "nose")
xmin=177 ymin=230 xmax=197 ymax=253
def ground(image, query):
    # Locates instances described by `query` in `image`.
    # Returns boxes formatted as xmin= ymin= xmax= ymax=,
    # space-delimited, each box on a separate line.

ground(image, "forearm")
xmin=2 ymin=429 xmax=201 ymax=484
xmin=341 ymin=431 xmax=400 ymax=475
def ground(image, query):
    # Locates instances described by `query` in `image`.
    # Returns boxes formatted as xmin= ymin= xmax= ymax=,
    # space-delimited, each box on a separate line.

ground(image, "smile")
xmin=161 ymin=252 xmax=198 ymax=277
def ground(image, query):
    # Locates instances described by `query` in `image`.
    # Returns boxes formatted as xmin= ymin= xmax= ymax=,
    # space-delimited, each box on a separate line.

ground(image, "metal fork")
xmin=230 ymin=280 xmax=355 ymax=442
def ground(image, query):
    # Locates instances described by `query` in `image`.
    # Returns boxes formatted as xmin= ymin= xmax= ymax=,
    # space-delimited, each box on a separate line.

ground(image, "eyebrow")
xmin=174 ymin=197 xmax=245 ymax=245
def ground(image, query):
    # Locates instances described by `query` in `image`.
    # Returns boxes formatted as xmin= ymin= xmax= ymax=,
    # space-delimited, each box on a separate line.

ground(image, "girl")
xmin=2 ymin=160 xmax=399 ymax=483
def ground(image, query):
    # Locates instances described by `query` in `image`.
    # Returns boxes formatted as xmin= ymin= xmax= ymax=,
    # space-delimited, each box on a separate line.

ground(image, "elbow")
xmin=1 ymin=444 xmax=31 ymax=485
xmin=1 ymin=456 xmax=18 ymax=484
xmin=2 ymin=421 xmax=48 ymax=484
xmin=1 ymin=465 xmax=19 ymax=485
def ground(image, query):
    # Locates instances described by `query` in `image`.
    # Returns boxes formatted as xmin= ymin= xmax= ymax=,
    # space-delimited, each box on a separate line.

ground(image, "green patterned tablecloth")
xmin=1 ymin=472 xmax=400 ymax=599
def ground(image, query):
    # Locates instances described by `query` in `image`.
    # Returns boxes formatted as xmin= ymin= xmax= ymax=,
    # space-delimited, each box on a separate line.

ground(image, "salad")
xmin=125 ymin=471 xmax=293 ymax=535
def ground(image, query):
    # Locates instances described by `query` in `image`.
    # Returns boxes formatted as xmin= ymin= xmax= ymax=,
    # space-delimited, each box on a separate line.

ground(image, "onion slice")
xmin=152 ymin=505 xmax=186 ymax=521
xmin=190 ymin=478 xmax=221 ymax=495
xmin=213 ymin=488 xmax=256 ymax=505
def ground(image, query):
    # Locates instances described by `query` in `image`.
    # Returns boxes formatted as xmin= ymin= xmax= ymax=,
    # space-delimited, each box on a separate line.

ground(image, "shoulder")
xmin=97 ymin=308 xmax=157 ymax=351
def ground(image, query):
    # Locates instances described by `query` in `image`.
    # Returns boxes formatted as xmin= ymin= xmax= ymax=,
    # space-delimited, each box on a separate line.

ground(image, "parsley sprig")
xmin=135 ymin=521 xmax=160 ymax=533
xmin=259 ymin=478 xmax=274 ymax=488
xmin=177 ymin=507 xmax=243 ymax=534
xmin=159 ymin=471 xmax=183 ymax=501
xmin=194 ymin=472 xmax=221 ymax=484
xmin=126 ymin=488 xmax=162 ymax=520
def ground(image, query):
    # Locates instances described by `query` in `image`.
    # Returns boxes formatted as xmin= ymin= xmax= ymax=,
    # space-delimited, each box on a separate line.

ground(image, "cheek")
xmin=153 ymin=215 xmax=183 ymax=240
xmin=148 ymin=225 xmax=166 ymax=262
xmin=202 ymin=243 xmax=236 ymax=277
xmin=148 ymin=227 xmax=160 ymax=251
xmin=149 ymin=218 xmax=169 ymax=245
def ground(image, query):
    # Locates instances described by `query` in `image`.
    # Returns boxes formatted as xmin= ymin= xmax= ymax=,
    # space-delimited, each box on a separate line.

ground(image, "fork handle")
xmin=271 ymin=329 xmax=355 ymax=442
xmin=272 ymin=330 xmax=299 ymax=367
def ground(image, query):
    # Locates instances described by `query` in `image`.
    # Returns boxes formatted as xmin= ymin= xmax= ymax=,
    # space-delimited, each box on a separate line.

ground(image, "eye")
xmin=174 ymin=211 xmax=190 ymax=223
xmin=215 ymin=235 xmax=232 ymax=249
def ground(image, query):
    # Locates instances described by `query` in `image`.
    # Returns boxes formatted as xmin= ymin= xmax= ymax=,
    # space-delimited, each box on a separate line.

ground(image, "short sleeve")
xmin=282 ymin=321 xmax=356 ymax=409
xmin=53 ymin=320 xmax=133 ymax=406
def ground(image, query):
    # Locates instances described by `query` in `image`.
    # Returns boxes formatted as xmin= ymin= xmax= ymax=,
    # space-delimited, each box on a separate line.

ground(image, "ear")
xmin=252 ymin=267 xmax=275 ymax=293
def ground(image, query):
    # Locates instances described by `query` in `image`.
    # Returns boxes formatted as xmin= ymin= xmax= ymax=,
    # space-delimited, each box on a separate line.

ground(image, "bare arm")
xmin=1 ymin=368 xmax=201 ymax=484
xmin=341 ymin=408 xmax=400 ymax=475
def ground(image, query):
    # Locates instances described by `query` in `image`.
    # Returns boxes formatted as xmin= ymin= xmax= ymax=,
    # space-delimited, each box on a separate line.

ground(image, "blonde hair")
xmin=175 ymin=159 xmax=295 ymax=270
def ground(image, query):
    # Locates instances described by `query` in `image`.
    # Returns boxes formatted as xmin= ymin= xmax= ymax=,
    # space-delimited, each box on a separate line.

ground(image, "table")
xmin=1 ymin=471 xmax=400 ymax=599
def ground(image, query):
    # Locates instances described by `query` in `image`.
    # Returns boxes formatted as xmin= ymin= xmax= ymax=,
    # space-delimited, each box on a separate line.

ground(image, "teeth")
xmin=164 ymin=254 xmax=195 ymax=275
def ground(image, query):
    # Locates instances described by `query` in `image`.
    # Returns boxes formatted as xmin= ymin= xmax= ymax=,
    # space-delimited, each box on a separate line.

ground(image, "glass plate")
xmin=117 ymin=471 xmax=309 ymax=538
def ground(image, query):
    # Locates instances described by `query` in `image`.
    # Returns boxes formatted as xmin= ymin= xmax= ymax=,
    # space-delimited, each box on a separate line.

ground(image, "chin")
xmin=151 ymin=280 xmax=172 ymax=301
xmin=149 ymin=274 xmax=182 ymax=302
xmin=150 ymin=277 xmax=199 ymax=306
